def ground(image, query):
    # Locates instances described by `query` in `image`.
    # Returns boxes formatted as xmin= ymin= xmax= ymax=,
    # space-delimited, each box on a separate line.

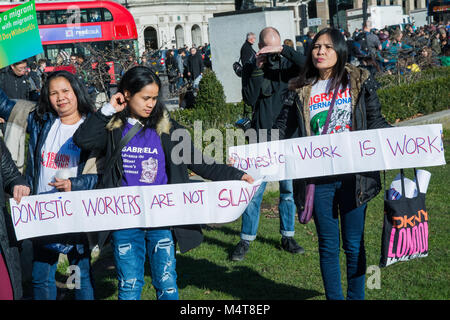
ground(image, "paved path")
xmin=159 ymin=74 xmax=179 ymax=111
xmin=394 ymin=109 xmax=450 ymax=129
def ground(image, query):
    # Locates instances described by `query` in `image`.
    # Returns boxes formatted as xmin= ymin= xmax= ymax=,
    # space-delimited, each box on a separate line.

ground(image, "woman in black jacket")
xmin=0 ymin=139 xmax=30 ymax=300
xmin=276 ymin=28 xmax=391 ymax=300
xmin=73 ymin=66 xmax=253 ymax=300
xmin=0 ymin=71 xmax=98 ymax=300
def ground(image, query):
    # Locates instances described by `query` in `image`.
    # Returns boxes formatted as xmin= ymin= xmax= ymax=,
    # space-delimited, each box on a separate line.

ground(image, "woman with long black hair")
xmin=0 ymin=70 xmax=98 ymax=300
xmin=73 ymin=66 xmax=253 ymax=300
xmin=276 ymin=28 xmax=391 ymax=300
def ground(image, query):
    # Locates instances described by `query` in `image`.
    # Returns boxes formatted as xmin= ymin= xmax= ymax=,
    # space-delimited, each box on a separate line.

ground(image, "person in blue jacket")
xmin=0 ymin=70 xmax=98 ymax=300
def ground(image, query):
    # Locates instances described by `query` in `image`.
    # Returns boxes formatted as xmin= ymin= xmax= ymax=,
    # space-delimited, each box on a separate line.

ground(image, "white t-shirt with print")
xmin=308 ymin=79 xmax=352 ymax=136
xmin=37 ymin=117 xmax=85 ymax=194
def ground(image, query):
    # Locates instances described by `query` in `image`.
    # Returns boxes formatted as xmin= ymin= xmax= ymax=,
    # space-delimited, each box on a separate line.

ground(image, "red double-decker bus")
xmin=0 ymin=0 xmax=138 ymax=80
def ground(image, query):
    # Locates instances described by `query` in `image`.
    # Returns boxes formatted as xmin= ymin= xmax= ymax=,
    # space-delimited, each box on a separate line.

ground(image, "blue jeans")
xmin=176 ymin=76 xmax=185 ymax=89
xmin=111 ymin=228 xmax=178 ymax=300
xmin=241 ymin=180 xmax=296 ymax=241
xmin=313 ymin=176 xmax=367 ymax=300
xmin=32 ymin=243 xmax=94 ymax=300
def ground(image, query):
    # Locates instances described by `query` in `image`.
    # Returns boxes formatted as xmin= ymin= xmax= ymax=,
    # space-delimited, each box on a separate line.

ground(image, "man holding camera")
xmin=231 ymin=27 xmax=306 ymax=261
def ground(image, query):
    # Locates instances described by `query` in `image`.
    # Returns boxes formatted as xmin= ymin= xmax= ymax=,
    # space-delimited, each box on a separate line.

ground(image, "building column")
xmin=202 ymin=22 xmax=209 ymax=45
xmin=405 ymin=0 xmax=415 ymax=14
xmin=316 ymin=0 xmax=331 ymax=29
xmin=137 ymin=25 xmax=146 ymax=55
xmin=417 ymin=0 xmax=426 ymax=9
xmin=185 ymin=24 xmax=193 ymax=48
xmin=353 ymin=0 xmax=363 ymax=9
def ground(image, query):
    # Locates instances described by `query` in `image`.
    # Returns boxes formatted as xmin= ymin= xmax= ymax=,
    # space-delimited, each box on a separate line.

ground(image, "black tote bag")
xmin=380 ymin=169 xmax=429 ymax=267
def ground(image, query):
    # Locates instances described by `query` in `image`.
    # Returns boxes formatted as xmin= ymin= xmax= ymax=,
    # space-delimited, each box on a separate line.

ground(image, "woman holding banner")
xmin=0 ymin=70 xmax=98 ymax=300
xmin=73 ymin=66 xmax=253 ymax=300
xmin=275 ymin=28 xmax=391 ymax=300
xmin=0 ymin=137 xmax=30 ymax=300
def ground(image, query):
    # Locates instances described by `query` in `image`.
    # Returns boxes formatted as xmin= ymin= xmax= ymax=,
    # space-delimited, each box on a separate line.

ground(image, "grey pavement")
xmin=160 ymin=74 xmax=179 ymax=111
xmin=394 ymin=109 xmax=450 ymax=130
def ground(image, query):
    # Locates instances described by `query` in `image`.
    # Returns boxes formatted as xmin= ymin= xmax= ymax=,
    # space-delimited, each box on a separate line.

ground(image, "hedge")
xmin=170 ymin=69 xmax=247 ymax=130
xmin=172 ymin=66 xmax=449 ymax=128
xmin=377 ymin=66 xmax=450 ymax=123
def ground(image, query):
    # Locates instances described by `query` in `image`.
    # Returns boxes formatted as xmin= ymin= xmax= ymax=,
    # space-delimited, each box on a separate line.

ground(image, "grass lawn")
xmin=55 ymin=130 xmax=450 ymax=301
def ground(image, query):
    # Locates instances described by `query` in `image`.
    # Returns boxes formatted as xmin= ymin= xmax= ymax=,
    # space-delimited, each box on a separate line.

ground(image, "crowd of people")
xmin=140 ymin=44 xmax=211 ymax=97
xmin=299 ymin=21 xmax=450 ymax=76
xmin=0 ymin=51 xmax=111 ymax=110
xmin=0 ymin=18 xmax=447 ymax=301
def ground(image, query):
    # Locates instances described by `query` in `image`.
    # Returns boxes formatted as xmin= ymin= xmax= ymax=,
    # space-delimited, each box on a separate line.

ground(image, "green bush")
xmin=376 ymin=66 xmax=450 ymax=89
xmin=378 ymin=67 xmax=450 ymax=123
xmin=195 ymin=68 xmax=226 ymax=111
xmin=170 ymin=69 xmax=247 ymax=130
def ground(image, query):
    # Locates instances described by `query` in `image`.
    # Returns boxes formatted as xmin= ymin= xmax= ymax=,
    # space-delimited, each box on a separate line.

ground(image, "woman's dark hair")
xmin=37 ymin=70 xmax=94 ymax=121
xmin=116 ymin=65 xmax=166 ymax=130
xmin=290 ymin=28 xmax=348 ymax=92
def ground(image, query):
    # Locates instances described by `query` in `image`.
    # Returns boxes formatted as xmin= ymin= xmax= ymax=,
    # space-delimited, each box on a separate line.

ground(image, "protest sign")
xmin=228 ymin=124 xmax=446 ymax=181
xmin=10 ymin=179 xmax=263 ymax=241
xmin=0 ymin=0 xmax=43 ymax=68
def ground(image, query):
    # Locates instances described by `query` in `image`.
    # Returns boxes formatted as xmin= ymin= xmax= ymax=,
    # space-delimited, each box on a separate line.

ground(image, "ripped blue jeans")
xmin=111 ymin=228 xmax=178 ymax=300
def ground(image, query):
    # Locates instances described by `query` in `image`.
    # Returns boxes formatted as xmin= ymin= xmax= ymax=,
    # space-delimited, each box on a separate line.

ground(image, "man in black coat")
xmin=240 ymin=32 xmax=257 ymax=65
xmin=0 ymin=60 xmax=32 ymax=101
xmin=186 ymin=47 xmax=204 ymax=89
xmin=231 ymin=27 xmax=307 ymax=261
xmin=241 ymin=27 xmax=306 ymax=139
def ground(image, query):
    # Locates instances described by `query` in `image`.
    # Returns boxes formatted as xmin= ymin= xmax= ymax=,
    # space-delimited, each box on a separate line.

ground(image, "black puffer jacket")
xmin=73 ymin=109 xmax=246 ymax=253
xmin=0 ymin=67 xmax=31 ymax=100
xmin=0 ymin=139 xmax=29 ymax=300
xmin=275 ymin=64 xmax=391 ymax=209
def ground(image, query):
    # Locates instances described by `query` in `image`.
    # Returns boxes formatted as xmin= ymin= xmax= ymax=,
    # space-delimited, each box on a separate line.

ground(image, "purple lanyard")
xmin=321 ymin=85 xmax=341 ymax=135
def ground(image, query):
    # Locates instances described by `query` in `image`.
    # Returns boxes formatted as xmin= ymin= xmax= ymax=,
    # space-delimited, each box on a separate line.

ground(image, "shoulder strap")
xmin=321 ymin=85 xmax=340 ymax=135
xmin=104 ymin=121 xmax=144 ymax=173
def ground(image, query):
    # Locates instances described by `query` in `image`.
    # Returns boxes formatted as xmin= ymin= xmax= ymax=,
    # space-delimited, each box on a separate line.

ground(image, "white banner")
xmin=10 ymin=125 xmax=446 ymax=241
xmin=10 ymin=179 xmax=263 ymax=241
xmin=228 ymin=124 xmax=446 ymax=181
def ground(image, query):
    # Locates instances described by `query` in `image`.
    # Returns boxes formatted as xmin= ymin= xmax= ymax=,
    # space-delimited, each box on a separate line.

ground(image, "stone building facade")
xmin=116 ymin=0 xmax=271 ymax=52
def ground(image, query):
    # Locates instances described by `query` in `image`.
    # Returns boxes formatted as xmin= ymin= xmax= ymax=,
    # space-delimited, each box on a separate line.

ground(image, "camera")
xmin=264 ymin=53 xmax=281 ymax=69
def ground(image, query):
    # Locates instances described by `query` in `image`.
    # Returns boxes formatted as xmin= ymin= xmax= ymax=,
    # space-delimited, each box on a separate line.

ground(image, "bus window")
xmin=42 ymin=11 xmax=56 ymax=25
xmin=88 ymin=8 xmax=102 ymax=22
xmin=55 ymin=10 xmax=69 ymax=24
xmin=77 ymin=9 xmax=88 ymax=23
xmin=102 ymin=8 xmax=113 ymax=21
xmin=45 ymin=44 xmax=75 ymax=64
xmin=36 ymin=11 xmax=43 ymax=24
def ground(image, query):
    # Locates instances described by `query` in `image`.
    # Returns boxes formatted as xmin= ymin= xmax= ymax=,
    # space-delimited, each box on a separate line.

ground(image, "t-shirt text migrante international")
xmin=308 ymin=79 xmax=353 ymax=136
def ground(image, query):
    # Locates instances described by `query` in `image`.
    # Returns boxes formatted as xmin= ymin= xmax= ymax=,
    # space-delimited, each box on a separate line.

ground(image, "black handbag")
xmin=379 ymin=169 xmax=429 ymax=267
xmin=233 ymin=58 xmax=243 ymax=77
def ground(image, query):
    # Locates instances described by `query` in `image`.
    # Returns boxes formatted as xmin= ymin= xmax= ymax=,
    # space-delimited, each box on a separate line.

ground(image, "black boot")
xmin=281 ymin=237 xmax=305 ymax=254
xmin=231 ymin=240 xmax=250 ymax=261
